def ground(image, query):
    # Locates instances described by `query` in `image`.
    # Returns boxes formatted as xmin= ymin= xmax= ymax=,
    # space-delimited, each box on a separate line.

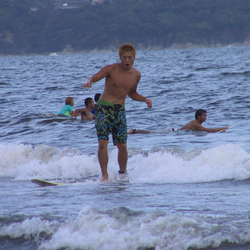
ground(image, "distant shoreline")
xmin=1 ymin=42 xmax=249 ymax=57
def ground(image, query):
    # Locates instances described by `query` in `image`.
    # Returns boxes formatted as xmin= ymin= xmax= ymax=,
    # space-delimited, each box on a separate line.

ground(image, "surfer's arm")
xmin=128 ymin=81 xmax=152 ymax=108
xmin=198 ymin=125 xmax=229 ymax=133
xmin=82 ymin=65 xmax=113 ymax=88
xmin=74 ymin=108 xmax=86 ymax=118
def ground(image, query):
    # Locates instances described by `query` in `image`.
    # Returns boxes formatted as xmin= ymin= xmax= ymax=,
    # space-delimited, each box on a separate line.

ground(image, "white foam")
xmin=0 ymin=143 xmax=249 ymax=183
xmin=0 ymin=143 xmax=100 ymax=180
xmin=38 ymin=207 xmax=250 ymax=250
xmin=0 ymin=217 xmax=59 ymax=239
xmin=1 ymin=207 xmax=249 ymax=250
xmin=128 ymin=144 xmax=250 ymax=183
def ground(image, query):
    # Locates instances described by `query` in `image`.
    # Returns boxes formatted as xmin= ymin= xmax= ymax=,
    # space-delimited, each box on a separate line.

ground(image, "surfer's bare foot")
xmin=100 ymin=174 xmax=109 ymax=182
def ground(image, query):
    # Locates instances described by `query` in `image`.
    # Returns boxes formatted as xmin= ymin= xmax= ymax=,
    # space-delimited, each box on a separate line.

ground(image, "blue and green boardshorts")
xmin=95 ymin=99 xmax=127 ymax=145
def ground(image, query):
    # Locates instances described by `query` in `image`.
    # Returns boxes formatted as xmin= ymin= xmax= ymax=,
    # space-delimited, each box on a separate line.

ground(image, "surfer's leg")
xmin=116 ymin=143 xmax=128 ymax=173
xmin=113 ymin=109 xmax=127 ymax=173
xmin=98 ymin=139 xmax=109 ymax=182
xmin=95 ymin=102 xmax=113 ymax=181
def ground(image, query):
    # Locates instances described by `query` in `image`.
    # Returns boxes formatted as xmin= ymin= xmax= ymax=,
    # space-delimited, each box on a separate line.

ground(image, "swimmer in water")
xmin=58 ymin=97 xmax=75 ymax=116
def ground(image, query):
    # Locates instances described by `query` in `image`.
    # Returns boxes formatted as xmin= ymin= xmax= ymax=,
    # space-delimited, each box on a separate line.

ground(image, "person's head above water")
xmin=65 ymin=97 xmax=74 ymax=106
xmin=195 ymin=109 xmax=207 ymax=119
xmin=84 ymin=97 xmax=94 ymax=107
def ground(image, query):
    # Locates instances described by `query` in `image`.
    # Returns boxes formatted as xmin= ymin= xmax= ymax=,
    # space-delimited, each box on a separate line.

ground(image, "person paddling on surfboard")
xmin=128 ymin=109 xmax=229 ymax=134
xmin=82 ymin=43 xmax=152 ymax=182
xmin=180 ymin=109 xmax=229 ymax=132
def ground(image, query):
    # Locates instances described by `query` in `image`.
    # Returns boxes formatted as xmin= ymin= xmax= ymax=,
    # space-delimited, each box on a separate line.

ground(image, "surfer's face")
xmin=89 ymin=99 xmax=95 ymax=108
xmin=120 ymin=51 xmax=135 ymax=69
xmin=200 ymin=112 xmax=207 ymax=122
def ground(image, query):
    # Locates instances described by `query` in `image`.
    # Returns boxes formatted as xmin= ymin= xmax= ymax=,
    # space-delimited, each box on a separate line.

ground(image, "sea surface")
xmin=0 ymin=46 xmax=250 ymax=250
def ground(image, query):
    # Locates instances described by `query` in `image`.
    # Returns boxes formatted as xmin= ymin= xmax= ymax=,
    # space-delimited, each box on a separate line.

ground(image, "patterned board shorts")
xmin=95 ymin=99 xmax=127 ymax=145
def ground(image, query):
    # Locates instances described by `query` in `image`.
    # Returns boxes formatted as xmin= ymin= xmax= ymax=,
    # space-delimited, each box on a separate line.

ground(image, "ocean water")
xmin=0 ymin=46 xmax=250 ymax=250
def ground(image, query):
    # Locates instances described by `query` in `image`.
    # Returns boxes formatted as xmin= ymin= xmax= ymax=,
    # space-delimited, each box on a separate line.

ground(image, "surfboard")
xmin=31 ymin=179 xmax=67 ymax=187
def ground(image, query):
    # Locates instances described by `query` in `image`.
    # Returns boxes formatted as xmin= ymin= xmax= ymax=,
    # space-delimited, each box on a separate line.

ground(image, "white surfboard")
xmin=31 ymin=179 xmax=67 ymax=187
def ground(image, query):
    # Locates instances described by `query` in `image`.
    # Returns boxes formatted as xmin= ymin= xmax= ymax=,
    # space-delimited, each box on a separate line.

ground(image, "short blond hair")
xmin=119 ymin=43 xmax=136 ymax=58
xmin=65 ymin=97 xmax=73 ymax=105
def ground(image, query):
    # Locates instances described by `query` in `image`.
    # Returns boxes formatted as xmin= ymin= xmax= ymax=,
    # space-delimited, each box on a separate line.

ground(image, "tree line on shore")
xmin=0 ymin=0 xmax=250 ymax=55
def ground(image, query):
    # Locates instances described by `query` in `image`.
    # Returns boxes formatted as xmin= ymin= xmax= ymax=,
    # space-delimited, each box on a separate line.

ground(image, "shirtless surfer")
xmin=180 ymin=109 xmax=229 ymax=132
xmin=83 ymin=43 xmax=152 ymax=182
xmin=128 ymin=109 xmax=229 ymax=133
xmin=74 ymin=97 xmax=95 ymax=120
